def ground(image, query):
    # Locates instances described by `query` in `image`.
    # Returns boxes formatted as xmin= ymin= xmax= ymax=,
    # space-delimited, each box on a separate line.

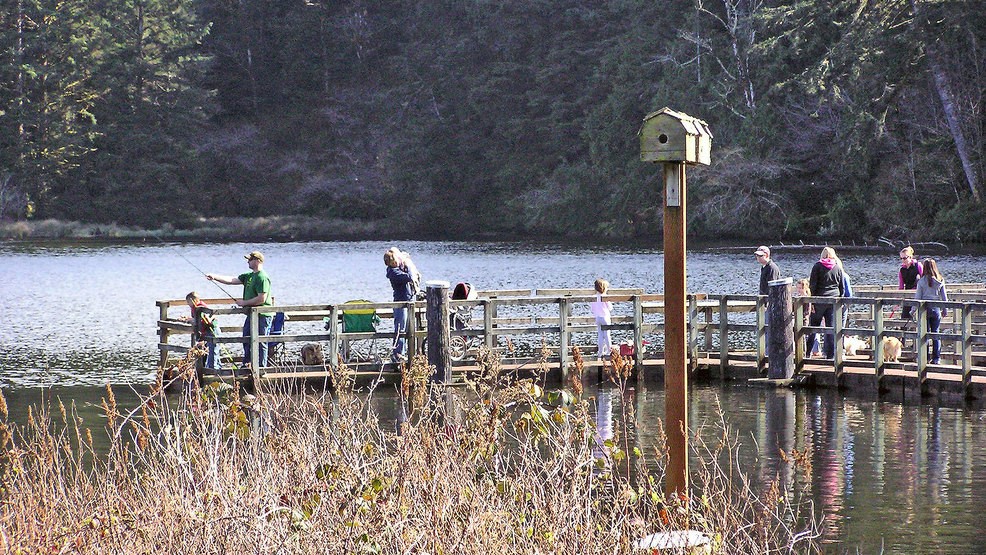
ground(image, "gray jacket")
xmin=914 ymin=276 xmax=947 ymax=303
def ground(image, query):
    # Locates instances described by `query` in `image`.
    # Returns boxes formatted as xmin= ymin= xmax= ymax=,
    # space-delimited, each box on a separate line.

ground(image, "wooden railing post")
xmin=704 ymin=306 xmax=714 ymax=353
xmin=755 ymin=296 xmax=766 ymax=373
xmin=718 ymin=296 xmax=728 ymax=380
xmin=873 ymin=299 xmax=885 ymax=388
xmin=484 ymin=299 xmax=495 ymax=351
xmin=249 ymin=307 xmax=260 ymax=382
xmin=406 ymin=300 xmax=418 ymax=362
xmin=962 ymin=303 xmax=973 ymax=393
xmin=328 ymin=304 xmax=340 ymax=368
xmin=794 ymin=297 xmax=805 ymax=372
xmin=158 ymin=302 xmax=171 ymax=373
xmin=833 ymin=299 xmax=844 ymax=381
xmin=633 ymin=295 xmax=644 ymax=382
xmin=916 ymin=302 xmax=928 ymax=383
xmin=559 ymin=297 xmax=570 ymax=381
xmin=687 ymin=295 xmax=698 ymax=372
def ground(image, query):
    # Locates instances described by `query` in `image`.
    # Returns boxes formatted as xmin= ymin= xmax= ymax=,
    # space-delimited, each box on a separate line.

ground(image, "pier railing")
xmin=156 ymin=285 xmax=986 ymax=394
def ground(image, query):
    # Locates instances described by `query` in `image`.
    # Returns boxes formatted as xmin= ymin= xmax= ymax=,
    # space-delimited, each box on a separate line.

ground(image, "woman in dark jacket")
xmin=807 ymin=247 xmax=845 ymax=359
xmin=385 ymin=249 xmax=416 ymax=363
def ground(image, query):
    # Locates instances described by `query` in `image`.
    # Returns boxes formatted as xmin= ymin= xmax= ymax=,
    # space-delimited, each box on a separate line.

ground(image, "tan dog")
xmin=882 ymin=337 xmax=903 ymax=362
xmin=843 ymin=335 xmax=868 ymax=357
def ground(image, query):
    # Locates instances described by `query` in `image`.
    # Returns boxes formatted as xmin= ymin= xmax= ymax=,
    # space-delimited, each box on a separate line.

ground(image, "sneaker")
xmin=930 ymin=358 xmax=941 ymax=365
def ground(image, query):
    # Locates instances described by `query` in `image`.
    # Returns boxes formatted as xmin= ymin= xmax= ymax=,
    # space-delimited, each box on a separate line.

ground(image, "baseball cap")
xmin=244 ymin=251 xmax=265 ymax=262
xmin=754 ymin=246 xmax=770 ymax=257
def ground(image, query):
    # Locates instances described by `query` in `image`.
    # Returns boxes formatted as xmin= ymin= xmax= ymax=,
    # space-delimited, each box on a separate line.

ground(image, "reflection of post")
xmin=593 ymin=388 xmax=614 ymax=464
xmin=767 ymin=278 xmax=795 ymax=379
xmin=664 ymin=161 xmax=688 ymax=493
xmin=763 ymin=389 xmax=796 ymax=493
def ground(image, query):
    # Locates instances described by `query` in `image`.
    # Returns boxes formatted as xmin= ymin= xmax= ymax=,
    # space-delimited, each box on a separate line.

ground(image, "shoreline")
xmin=2 ymin=216 xmax=967 ymax=252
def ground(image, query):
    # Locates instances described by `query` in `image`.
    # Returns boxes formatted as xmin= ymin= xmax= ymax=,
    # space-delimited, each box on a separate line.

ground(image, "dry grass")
xmin=0 ymin=349 xmax=821 ymax=554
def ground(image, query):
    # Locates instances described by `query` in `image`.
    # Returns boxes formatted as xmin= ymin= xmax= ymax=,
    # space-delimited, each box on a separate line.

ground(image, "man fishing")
xmin=206 ymin=251 xmax=274 ymax=368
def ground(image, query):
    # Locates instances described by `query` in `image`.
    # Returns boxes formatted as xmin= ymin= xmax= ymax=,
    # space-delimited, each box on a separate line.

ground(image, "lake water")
xmin=2 ymin=239 xmax=986 ymax=553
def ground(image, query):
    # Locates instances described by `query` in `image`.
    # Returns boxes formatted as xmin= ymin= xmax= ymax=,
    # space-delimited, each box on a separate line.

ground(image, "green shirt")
xmin=238 ymin=270 xmax=273 ymax=316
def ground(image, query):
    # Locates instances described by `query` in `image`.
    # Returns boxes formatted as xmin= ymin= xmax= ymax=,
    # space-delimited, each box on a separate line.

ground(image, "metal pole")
xmin=663 ymin=161 xmax=688 ymax=494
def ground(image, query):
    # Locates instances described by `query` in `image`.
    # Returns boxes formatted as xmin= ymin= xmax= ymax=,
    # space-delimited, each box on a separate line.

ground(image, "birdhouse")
xmin=639 ymin=107 xmax=713 ymax=165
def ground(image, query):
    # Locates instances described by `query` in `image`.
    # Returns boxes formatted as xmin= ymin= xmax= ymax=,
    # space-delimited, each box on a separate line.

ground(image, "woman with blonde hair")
xmin=807 ymin=247 xmax=845 ymax=359
xmin=914 ymin=258 xmax=948 ymax=364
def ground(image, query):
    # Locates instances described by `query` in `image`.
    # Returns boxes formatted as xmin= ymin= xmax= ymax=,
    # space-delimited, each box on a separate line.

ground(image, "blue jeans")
xmin=392 ymin=306 xmax=408 ymax=360
xmin=927 ymin=308 xmax=942 ymax=362
xmin=203 ymin=334 xmax=220 ymax=370
xmin=242 ymin=314 xmax=273 ymax=366
xmin=807 ymin=304 xmax=835 ymax=359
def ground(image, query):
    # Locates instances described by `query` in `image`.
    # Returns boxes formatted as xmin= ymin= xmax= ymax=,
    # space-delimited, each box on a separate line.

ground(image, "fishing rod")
xmin=148 ymin=231 xmax=239 ymax=302
xmin=148 ymin=231 xmax=247 ymax=372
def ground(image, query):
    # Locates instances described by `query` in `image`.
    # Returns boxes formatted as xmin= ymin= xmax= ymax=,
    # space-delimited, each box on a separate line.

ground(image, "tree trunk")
xmin=912 ymin=0 xmax=980 ymax=201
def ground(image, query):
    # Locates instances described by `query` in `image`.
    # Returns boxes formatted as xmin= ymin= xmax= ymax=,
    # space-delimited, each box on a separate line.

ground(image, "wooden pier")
xmin=156 ymin=284 xmax=986 ymax=400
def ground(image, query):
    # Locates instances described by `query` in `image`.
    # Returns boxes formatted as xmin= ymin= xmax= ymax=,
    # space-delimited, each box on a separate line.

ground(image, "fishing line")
xmin=149 ymin=231 xmax=239 ymax=302
xmin=148 ymin=231 xmax=245 ymax=371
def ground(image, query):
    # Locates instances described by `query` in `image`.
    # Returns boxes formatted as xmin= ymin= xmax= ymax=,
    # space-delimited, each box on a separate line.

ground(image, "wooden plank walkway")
xmin=156 ymin=285 xmax=986 ymax=400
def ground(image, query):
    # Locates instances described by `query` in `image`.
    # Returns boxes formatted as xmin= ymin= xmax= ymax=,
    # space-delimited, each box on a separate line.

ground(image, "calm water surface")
xmin=3 ymin=239 xmax=986 ymax=553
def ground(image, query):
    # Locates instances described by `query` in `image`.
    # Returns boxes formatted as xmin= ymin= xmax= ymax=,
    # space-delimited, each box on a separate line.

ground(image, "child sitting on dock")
xmin=590 ymin=278 xmax=613 ymax=361
xmin=184 ymin=292 xmax=220 ymax=369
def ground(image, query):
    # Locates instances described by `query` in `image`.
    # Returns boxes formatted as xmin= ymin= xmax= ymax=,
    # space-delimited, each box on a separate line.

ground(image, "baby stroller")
xmin=449 ymin=282 xmax=478 ymax=361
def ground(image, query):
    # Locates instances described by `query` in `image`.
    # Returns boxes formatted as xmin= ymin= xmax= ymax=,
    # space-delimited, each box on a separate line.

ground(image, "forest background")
xmin=1 ymin=0 xmax=984 ymax=242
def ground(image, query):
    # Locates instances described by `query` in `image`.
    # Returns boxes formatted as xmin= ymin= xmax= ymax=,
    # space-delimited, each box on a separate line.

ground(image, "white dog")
xmin=843 ymin=335 xmax=868 ymax=357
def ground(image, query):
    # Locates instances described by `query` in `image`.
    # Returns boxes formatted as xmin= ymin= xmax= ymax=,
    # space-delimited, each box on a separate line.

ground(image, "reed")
xmin=0 ymin=350 xmax=821 ymax=554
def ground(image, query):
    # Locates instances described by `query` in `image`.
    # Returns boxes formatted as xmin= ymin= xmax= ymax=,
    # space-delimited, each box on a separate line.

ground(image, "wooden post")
xmin=962 ymin=304 xmax=973 ymax=393
xmin=663 ymin=161 xmax=688 ymax=494
xmin=916 ymin=302 xmax=928 ymax=383
xmin=794 ymin=297 xmax=805 ymax=372
xmin=640 ymin=106 xmax=711 ymax=496
xmin=687 ymin=295 xmax=698 ymax=372
xmin=484 ymin=299 xmax=495 ymax=351
xmin=559 ymin=297 xmax=570 ymax=380
xmin=633 ymin=295 xmax=644 ymax=382
xmin=766 ymin=278 xmax=794 ymax=380
xmin=426 ymin=281 xmax=451 ymax=384
xmin=249 ymin=307 xmax=260 ymax=383
xmin=833 ymin=299 xmax=844 ymax=381
xmin=719 ymin=296 xmax=729 ymax=380
xmin=406 ymin=300 xmax=418 ymax=362
xmin=873 ymin=300 xmax=885 ymax=388
xmin=328 ymin=304 xmax=340 ymax=368
xmin=158 ymin=302 xmax=171 ymax=373
xmin=755 ymin=296 xmax=766 ymax=374
xmin=703 ymin=306 xmax=714 ymax=353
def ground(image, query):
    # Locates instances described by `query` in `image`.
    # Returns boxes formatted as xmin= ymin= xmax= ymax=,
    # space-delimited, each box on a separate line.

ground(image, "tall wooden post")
xmin=767 ymin=278 xmax=795 ymax=380
xmin=640 ymin=107 xmax=712 ymax=496
xmin=663 ymin=161 xmax=688 ymax=494
xmin=426 ymin=281 xmax=451 ymax=383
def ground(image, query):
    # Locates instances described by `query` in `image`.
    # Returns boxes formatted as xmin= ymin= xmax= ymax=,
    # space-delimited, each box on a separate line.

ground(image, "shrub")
xmin=0 ymin=350 xmax=821 ymax=553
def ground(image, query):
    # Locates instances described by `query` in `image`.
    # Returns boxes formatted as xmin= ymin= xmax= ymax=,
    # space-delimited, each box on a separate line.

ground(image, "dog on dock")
xmin=882 ymin=337 xmax=903 ymax=362
xmin=300 ymin=343 xmax=324 ymax=365
xmin=843 ymin=335 xmax=868 ymax=357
